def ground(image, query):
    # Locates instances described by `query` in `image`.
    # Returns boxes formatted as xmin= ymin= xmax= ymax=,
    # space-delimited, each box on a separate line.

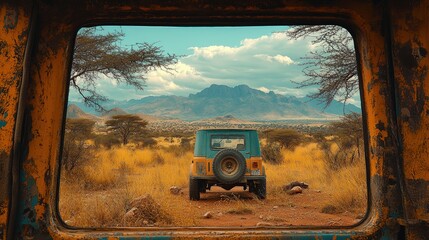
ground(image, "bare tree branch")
xmin=71 ymin=28 xmax=178 ymax=112
xmin=286 ymin=25 xmax=358 ymax=107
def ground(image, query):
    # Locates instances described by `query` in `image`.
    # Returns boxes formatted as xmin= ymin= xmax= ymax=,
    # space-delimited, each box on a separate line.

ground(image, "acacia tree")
xmin=264 ymin=128 xmax=304 ymax=149
xmin=70 ymin=28 xmax=177 ymax=111
xmin=286 ymin=25 xmax=358 ymax=107
xmin=329 ymin=112 xmax=363 ymax=159
xmin=105 ymin=114 xmax=148 ymax=145
xmin=62 ymin=118 xmax=95 ymax=171
xmin=319 ymin=112 xmax=363 ymax=169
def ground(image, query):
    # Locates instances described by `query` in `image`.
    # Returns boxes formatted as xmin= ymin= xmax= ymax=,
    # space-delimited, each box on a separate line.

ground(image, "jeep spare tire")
xmin=213 ymin=149 xmax=246 ymax=184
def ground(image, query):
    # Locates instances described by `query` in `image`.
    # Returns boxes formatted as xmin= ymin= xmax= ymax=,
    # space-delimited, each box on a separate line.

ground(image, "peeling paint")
xmin=0 ymin=0 xmax=429 ymax=239
xmin=3 ymin=5 xmax=18 ymax=31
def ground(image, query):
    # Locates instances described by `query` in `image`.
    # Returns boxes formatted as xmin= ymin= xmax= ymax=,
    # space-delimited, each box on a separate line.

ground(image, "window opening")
xmin=59 ymin=25 xmax=367 ymax=228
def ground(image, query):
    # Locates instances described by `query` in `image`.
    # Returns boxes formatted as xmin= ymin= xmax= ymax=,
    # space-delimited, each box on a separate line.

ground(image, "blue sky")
xmin=102 ymin=26 xmax=290 ymax=55
xmin=69 ymin=26 xmax=361 ymax=107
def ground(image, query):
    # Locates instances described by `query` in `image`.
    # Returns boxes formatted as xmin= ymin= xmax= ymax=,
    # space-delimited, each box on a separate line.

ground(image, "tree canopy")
xmin=318 ymin=112 xmax=363 ymax=169
xmin=286 ymin=25 xmax=358 ymax=107
xmin=105 ymin=114 xmax=148 ymax=145
xmin=264 ymin=128 xmax=304 ymax=149
xmin=329 ymin=112 xmax=363 ymax=157
xmin=70 ymin=28 xmax=177 ymax=111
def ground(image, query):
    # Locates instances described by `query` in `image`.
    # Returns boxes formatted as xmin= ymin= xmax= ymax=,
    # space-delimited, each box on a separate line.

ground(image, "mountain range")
xmin=68 ymin=84 xmax=360 ymax=121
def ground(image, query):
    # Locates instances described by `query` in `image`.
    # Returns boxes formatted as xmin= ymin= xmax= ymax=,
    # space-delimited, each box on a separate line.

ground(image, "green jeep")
xmin=189 ymin=129 xmax=266 ymax=200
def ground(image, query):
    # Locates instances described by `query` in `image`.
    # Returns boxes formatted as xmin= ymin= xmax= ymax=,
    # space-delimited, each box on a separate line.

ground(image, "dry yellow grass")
xmin=266 ymin=143 xmax=326 ymax=191
xmin=59 ymin=138 xmax=367 ymax=227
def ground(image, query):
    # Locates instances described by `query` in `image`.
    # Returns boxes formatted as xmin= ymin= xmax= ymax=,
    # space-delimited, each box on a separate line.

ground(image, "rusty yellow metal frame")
xmin=0 ymin=0 xmax=428 ymax=239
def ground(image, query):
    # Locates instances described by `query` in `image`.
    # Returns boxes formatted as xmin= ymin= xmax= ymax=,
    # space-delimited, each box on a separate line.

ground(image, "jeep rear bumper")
xmin=190 ymin=175 xmax=266 ymax=181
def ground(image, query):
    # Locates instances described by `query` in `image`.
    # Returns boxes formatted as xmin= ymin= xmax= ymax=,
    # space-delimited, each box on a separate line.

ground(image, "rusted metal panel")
xmin=0 ymin=1 xmax=32 ymax=239
xmin=0 ymin=0 xmax=428 ymax=239
xmin=389 ymin=0 xmax=429 ymax=238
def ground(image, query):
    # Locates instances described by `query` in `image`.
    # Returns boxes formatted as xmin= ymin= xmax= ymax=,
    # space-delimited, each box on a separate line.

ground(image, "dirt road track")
xmin=183 ymin=186 xmax=363 ymax=227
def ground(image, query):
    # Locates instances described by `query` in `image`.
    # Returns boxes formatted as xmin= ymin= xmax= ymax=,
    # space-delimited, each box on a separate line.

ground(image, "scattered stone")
xmin=203 ymin=211 xmax=213 ymax=219
xmin=356 ymin=213 xmax=365 ymax=219
xmin=287 ymin=186 xmax=303 ymax=195
xmin=259 ymin=215 xmax=263 ymax=219
xmin=217 ymin=212 xmax=223 ymax=217
xmin=273 ymin=206 xmax=279 ymax=209
xmin=169 ymin=186 xmax=182 ymax=195
xmin=124 ymin=207 xmax=138 ymax=219
xmin=256 ymin=222 xmax=274 ymax=227
xmin=282 ymin=181 xmax=309 ymax=191
xmin=220 ymin=194 xmax=230 ymax=200
xmin=315 ymin=190 xmax=322 ymax=193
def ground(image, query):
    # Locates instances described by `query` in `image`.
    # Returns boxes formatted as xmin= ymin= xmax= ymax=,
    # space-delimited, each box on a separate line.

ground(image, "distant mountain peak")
xmin=101 ymin=107 xmax=128 ymax=117
xmin=190 ymin=84 xmax=263 ymax=99
xmin=66 ymin=104 xmax=98 ymax=120
xmin=69 ymin=84 xmax=361 ymax=121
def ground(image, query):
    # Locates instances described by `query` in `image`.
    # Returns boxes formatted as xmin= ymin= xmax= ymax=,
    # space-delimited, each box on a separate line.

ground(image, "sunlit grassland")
xmin=59 ymin=138 xmax=366 ymax=227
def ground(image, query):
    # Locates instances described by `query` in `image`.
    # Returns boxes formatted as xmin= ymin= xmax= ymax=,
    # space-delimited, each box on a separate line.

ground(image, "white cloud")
xmin=69 ymin=30 xmax=341 ymax=102
xmin=175 ymin=31 xmax=312 ymax=92
xmin=254 ymin=54 xmax=294 ymax=65
xmin=141 ymin=31 xmax=320 ymax=98
xmin=345 ymin=94 xmax=362 ymax=108
xmin=257 ymin=87 xmax=270 ymax=93
xmin=190 ymin=45 xmax=238 ymax=59
xmin=274 ymin=87 xmax=309 ymax=98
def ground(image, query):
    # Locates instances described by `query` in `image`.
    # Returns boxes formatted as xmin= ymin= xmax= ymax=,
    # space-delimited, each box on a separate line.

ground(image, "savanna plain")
xmin=59 ymin=122 xmax=367 ymax=228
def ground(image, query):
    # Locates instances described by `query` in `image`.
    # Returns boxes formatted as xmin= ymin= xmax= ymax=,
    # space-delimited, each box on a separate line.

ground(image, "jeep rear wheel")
xmin=213 ymin=149 xmax=246 ymax=184
xmin=189 ymin=178 xmax=200 ymax=200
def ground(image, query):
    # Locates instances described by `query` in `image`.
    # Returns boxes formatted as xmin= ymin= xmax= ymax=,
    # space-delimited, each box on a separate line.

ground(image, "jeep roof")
xmin=194 ymin=128 xmax=261 ymax=158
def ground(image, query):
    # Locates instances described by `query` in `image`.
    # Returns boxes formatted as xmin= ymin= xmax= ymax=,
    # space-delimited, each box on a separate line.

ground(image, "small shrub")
xmin=321 ymin=204 xmax=339 ymax=214
xmin=94 ymin=134 xmax=121 ymax=149
xmin=180 ymin=137 xmax=192 ymax=151
xmin=124 ymin=194 xmax=172 ymax=226
xmin=153 ymin=152 xmax=165 ymax=165
xmin=226 ymin=207 xmax=254 ymax=215
xmin=140 ymin=137 xmax=157 ymax=148
xmin=261 ymin=142 xmax=283 ymax=164
xmin=264 ymin=129 xmax=305 ymax=150
xmin=166 ymin=145 xmax=187 ymax=157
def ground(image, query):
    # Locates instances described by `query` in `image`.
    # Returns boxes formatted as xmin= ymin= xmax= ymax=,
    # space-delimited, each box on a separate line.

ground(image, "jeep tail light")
xmin=252 ymin=162 xmax=258 ymax=168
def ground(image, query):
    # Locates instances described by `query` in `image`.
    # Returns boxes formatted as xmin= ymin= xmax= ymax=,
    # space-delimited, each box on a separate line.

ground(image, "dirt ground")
xmin=61 ymin=185 xmax=365 ymax=228
xmin=181 ymin=186 xmax=364 ymax=227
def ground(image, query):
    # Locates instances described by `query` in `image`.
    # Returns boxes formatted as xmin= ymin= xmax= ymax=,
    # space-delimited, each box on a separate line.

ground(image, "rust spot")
xmin=0 ymin=40 xmax=6 ymax=54
xmin=0 ymin=151 xmax=8 ymax=203
xmin=376 ymin=121 xmax=386 ymax=131
xmin=3 ymin=5 xmax=18 ymax=31
xmin=396 ymin=41 xmax=428 ymax=131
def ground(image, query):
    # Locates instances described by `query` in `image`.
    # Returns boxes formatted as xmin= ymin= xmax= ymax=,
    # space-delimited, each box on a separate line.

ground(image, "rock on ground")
xmin=256 ymin=222 xmax=275 ymax=226
xmin=169 ymin=186 xmax=182 ymax=195
xmin=203 ymin=211 xmax=213 ymax=219
xmin=287 ymin=186 xmax=303 ymax=195
xmin=282 ymin=181 xmax=309 ymax=191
